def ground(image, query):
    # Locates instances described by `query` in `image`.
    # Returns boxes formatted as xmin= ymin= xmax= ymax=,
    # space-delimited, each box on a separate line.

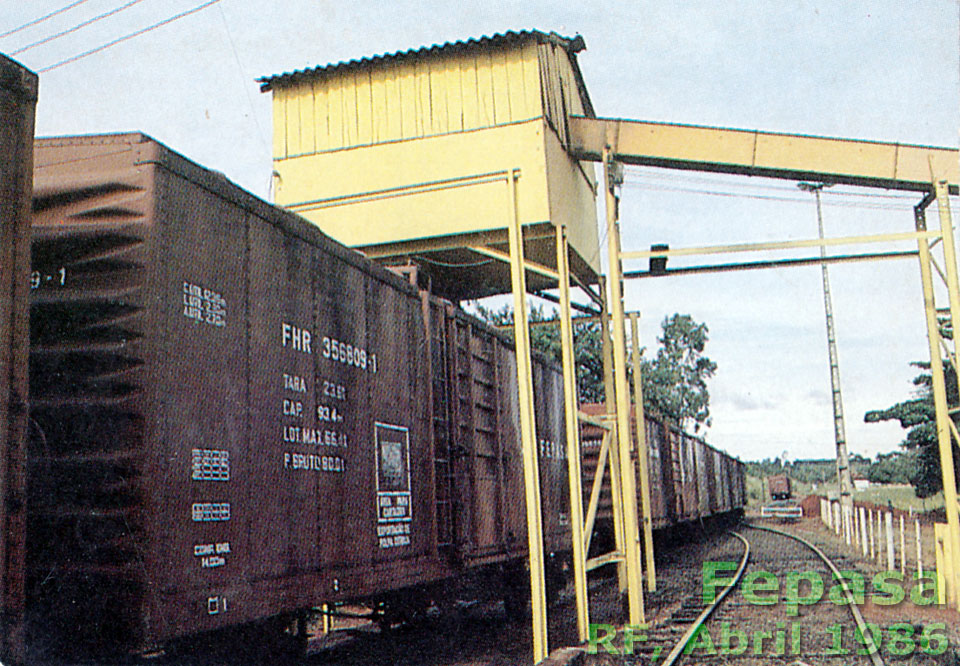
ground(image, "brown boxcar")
xmin=768 ymin=474 xmax=792 ymax=500
xmin=27 ymin=133 xmax=569 ymax=656
xmin=0 ymin=53 xmax=37 ymax=665
xmin=580 ymin=403 xmax=745 ymax=537
xmin=433 ymin=304 xmax=568 ymax=563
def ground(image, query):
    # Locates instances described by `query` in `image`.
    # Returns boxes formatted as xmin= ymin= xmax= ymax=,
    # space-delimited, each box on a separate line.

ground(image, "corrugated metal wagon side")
xmin=579 ymin=405 xmax=746 ymax=540
xmin=27 ymin=133 xmax=452 ymax=657
xmin=439 ymin=307 xmax=569 ymax=565
xmin=0 ymin=53 xmax=37 ymax=666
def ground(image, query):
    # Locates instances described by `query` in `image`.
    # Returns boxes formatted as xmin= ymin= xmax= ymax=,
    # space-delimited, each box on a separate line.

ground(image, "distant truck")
xmin=768 ymin=474 xmax=792 ymax=501
xmin=761 ymin=474 xmax=802 ymax=520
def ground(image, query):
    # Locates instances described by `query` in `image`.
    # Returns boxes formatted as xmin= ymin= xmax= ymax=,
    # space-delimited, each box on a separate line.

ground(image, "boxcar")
xmin=0 ymin=53 xmax=37 ymax=665
xmin=27 ymin=133 xmax=569 ymax=657
xmin=580 ymin=403 xmax=745 ymax=537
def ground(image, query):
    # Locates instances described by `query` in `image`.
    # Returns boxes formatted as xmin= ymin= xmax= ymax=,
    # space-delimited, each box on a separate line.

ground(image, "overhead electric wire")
xmin=37 ymin=0 xmax=221 ymax=73
xmin=626 ymin=168 xmax=924 ymax=201
xmin=216 ymin=3 xmax=270 ymax=155
xmin=621 ymin=181 xmax=921 ymax=212
xmin=0 ymin=0 xmax=93 ymax=40
xmin=11 ymin=0 xmax=149 ymax=56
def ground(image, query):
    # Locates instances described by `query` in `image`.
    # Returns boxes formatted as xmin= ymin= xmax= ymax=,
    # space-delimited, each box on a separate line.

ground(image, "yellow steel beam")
xmin=587 ymin=551 xmax=626 ymax=572
xmin=505 ymin=169 xmax=549 ymax=661
xmin=469 ymin=245 xmax=560 ymax=280
xmin=599 ymin=277 xmax=628 ymax=593
xmin=915 ymin=200 xmax=960 ymax=608
xmin=556 ymin=224 xmax=590 ymax=641
xmin=622 ymin=230 xmax=940 ymax=262
xmin=931 ymin=181 xmax=960 ymax=608
xmin=624 ymin=250 xmax=919 ymax=279
xmin=629 ymin=313 xmax=657 ymax=592
xmin=583 ymin=429 xmax=611 ymax=559
xmin=359 ymin=222 xmax=557 ymax=259
xmin=578 ymin=411 xmax=613 ymax=429
xmin=604 ymin=145 xmax=646 ymax=625
xmin=568 ymin=116 xmax=959 ymax=192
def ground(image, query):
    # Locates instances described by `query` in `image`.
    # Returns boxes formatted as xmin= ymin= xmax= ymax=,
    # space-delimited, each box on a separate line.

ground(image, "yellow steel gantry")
xmin=481 ymin=119 xmax=960 ymax=664
xmin=574 ymin=116 xmax=960 ymax=618
xmin=477 ymin=181 xmax=654 ymax=659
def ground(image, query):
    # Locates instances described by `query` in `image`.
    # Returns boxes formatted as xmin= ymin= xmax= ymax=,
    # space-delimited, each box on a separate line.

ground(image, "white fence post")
xmin=859 ymin=507 xmax=868 ymax=557
xmin=899 ymin=515 xmax=906 ymax=576
xmin=885 ymin=512 xmax=895 ymax=570
xmin=915 ymin=519 xmax=923 ymax=578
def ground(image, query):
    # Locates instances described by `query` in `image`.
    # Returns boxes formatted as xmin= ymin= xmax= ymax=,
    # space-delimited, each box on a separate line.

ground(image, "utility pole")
xmin=799 ymin=182 xmax=855 ymax=526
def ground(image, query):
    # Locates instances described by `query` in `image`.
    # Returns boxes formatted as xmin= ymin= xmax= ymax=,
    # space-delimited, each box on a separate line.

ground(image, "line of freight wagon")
xmin=1 ymin=55 xmax=745 ymax=662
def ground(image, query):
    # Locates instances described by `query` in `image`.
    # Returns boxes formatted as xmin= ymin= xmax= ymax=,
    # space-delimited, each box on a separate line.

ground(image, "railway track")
xmin=631 ymin=523 xmax=892 ymax=666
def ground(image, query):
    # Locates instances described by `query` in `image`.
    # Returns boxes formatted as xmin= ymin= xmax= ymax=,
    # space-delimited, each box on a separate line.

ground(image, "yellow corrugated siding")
xmin=475 ymin=52 xmax=495 ymax=127
xmin=415 ymin=60 xmax=431 ymax=136
xmin=444 ymin=57 xmax=463 ymax=132
xmin=355 ymin=69 xmax=373 ymax=145
xmin=505 ymin=44 xmax=526 ymax=118
xmin=271 ymin=39 xmax=549 ymax=157
xmin=429 ymin=61 xmax=448 ymax=135
xmin=490 ymin=50 xmax=510 ymax=124
xmin=272 ymin=85 xmax=287 ymax=158
xmin=398 ymin=60 xmax=417 ymax=139
xmin=313 ymin=79 xmax=329 ymax=152
xmin=460 ymin=57 xmax=480 ymax=129
xmin=267 ymin=37 xmax=599 ymax=281
xmin=520 ymin=41 xmax=540 ymax=118
xmin=327 ymin=76 xmax=344 ymax=152
xmin=299 ymin=84 xmax=315 ymax=154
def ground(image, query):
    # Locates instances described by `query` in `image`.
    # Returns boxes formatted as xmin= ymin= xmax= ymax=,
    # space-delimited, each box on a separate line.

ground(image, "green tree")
xmin=864 ymin=361 xmax=960 ymax=498
xmin=472 ymin=304 xmax=716 ymax=429
xmin=642 ymin=314 xmax=717 ymax=431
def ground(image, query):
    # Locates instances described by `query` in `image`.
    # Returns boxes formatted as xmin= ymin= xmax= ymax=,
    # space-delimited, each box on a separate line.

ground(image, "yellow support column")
xmin=603 ymin=145 xmax=646 ymax=625
xmin=914 ymin=200 xmax=960 ymax=608
xmin=931 ymin=180 xmax=960 ymax=608
xmin=505 ymin=169 xmax=549 ymax=661
xmin=556 ymin=224 xmax=590 ymax=642
xmin=629 ymin=313 xmax=657 ymax=591
xmin=599 ymin=277 xmax=628 ymax=593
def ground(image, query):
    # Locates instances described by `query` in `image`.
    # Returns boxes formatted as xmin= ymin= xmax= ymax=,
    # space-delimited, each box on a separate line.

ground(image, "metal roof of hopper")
xmin=258 ymin=30 xmax=593 ymax=116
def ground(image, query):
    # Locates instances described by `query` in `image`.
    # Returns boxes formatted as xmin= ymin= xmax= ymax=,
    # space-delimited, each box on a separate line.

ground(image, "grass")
xmin=746 ymin=474 xmax=944 ymax=514
xmin=851 ymin=485 xmax=944 ymax=513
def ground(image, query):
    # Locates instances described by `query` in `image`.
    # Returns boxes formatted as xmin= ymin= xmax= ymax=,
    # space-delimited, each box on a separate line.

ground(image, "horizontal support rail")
xmin=624 ymin=250 xmax=919 ymax=278
xmin=586 ymin=550 xmax=625 ymax=571
xmin=577 ymin=412 xmax=613 ymax=429
xmin=621 ymin=230 xmax=940 ymax=261
xmin=470 ymin=245 xmax=560 ymax=280
xmin=568 ymin=116 xmax=959 ymax=192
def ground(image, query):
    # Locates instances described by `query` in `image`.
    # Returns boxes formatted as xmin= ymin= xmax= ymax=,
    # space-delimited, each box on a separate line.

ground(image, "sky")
xmin=3 ymin=0 xmax=958 ymax=463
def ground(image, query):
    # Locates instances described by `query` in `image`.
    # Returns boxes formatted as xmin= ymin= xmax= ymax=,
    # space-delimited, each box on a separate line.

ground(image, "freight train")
xmin=580 ymin=403 xmax=746 ymax=545
xmin=26 ymin=132 xmax=573 ymax=658
xmin=5 ymin=129 xmax=747 ymax=659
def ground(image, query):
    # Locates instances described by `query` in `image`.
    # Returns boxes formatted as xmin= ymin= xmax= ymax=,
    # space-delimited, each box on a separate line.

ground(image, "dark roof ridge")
xmin=258 ymin=29 xmax=586 ymax=91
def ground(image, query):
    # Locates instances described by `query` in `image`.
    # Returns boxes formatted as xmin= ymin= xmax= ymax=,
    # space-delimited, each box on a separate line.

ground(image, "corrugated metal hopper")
xmin=259 ymin=31 xmax=600 ymax=301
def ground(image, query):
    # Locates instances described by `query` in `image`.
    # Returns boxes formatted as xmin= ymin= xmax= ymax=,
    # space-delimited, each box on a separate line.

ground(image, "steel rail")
xmin=661 ymin=531 xmax=750 ymax=666
xmin=748 ymin=524 xmax=886 ymax=666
